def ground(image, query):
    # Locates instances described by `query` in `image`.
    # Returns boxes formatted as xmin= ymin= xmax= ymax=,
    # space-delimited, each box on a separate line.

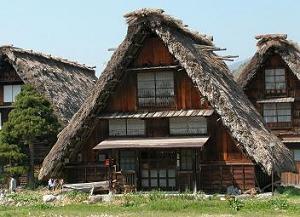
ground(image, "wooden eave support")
xmin=217 ymin=55 xmax=239 ymax=62
xmin=126 ymin=65 xmax=180 ymax=72
xmin=194 ymin=44 xmax=226 ymax=52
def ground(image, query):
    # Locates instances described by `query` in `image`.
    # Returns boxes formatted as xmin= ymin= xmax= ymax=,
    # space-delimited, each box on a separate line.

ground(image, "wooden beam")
xmin=126 ymin=65 xmax=179 ymax=72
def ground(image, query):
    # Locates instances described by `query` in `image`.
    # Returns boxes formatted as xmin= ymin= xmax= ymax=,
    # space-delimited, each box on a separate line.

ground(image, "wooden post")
xmin=193 ymin=149 xmax=197 ymax=194
xmin=272 ymin=167 xmax=274 ymax=196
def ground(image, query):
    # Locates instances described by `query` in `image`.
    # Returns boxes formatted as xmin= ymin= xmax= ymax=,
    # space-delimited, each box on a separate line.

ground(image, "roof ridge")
xmin=124 ymin=8 xmax=214 ymax=46
xmin=0 ymin=45 xmax=96 ymax=71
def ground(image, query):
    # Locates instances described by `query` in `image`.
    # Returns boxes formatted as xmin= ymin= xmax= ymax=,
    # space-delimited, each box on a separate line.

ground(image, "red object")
xmin=104 ymin=159 xmax=110 ymax=167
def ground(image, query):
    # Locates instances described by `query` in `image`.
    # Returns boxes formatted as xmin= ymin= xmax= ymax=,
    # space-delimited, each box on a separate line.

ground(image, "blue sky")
xmin=0 ymin=0 xmax=299 ymax=76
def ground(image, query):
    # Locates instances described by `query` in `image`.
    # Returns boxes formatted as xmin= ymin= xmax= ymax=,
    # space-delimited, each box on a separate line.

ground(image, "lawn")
xmin=0 ymin=187 xmax=300 ymax=217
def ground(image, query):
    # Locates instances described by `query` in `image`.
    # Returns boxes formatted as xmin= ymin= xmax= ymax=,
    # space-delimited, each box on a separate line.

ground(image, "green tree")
xmin=0 ymin=85 xmax=61 ymax=188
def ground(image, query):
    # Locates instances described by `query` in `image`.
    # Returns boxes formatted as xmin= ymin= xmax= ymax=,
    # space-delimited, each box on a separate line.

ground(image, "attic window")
xmin=265 ymin=69 xmax=286 ymax=92
xmin=263 ymin=103 xmax=291 ymax=124
xmin=137 ymin=71 xmax=175 ymax=107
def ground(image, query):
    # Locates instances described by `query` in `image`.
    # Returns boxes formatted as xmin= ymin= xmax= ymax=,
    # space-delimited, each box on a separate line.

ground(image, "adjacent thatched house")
xmin=236 ymin=34 xmax=300 ymax=186
xmin=39 ymin=9 xmax=295 ymax=192
xmin=0 ymin=45 xmax=97 ymax=164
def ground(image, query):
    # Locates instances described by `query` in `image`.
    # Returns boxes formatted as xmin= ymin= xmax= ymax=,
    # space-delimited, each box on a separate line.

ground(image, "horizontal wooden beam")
xmin=126 ymin=65 xmax=179 ymax=72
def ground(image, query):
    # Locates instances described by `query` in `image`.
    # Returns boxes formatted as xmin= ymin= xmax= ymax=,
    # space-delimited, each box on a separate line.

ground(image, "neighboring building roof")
xmin=236 ymin=34 xmax=300 ymax=89
xmin=39 ymin=9 xmax=295 ymax=180
xmin=0 ymin=45 xmax=97 ymax=124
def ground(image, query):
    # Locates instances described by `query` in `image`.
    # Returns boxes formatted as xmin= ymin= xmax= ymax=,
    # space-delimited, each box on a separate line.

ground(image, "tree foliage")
xmin=0 ymin=84 xmax=61 ymax=180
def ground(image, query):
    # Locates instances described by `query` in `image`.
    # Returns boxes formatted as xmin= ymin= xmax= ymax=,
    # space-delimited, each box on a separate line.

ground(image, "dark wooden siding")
xmin=133 ymin=37 xmax=175 ymax=67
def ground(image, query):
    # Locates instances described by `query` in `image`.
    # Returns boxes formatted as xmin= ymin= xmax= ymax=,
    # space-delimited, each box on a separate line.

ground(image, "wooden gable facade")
xmin=0 ymin=59 xmax=23 ymax=128
xmin=237 ymin=35 xmax=300 ymax=186
xmin=65 ymin=35 xmax=255 ymax=193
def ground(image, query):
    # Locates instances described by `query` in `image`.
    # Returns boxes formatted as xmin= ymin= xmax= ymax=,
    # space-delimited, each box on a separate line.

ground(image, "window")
xmin=180 ymin=150 xmax=193 ymax=170
xmin=137 ymin=71 xmax=174 ymax=107
xmin=120 ymin=150 xmax=136 ymax=171
xmin=109 ymin=119 xmax=145 ymax=136
xmin=294 ymin=149 xmax=300 ymax=161
xmin=263 ymin=103 xmax=291 ymax=123
xmin=169 ymin=117 xmax=207 ymax=135
xmin=4 ymin=85 xmax=22 ymax=103
xmin=98 ymin=154 xmax=106 ymax=162
xmin=265 ymin=69 xmax=286 ymax=91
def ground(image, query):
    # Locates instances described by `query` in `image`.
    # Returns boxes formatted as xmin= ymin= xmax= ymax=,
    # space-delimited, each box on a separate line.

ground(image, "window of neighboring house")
xmin=265 ymin=69 xmax=286 ymax=91
xmin=137 ymin=71 xmax=175 ymax=107
xmin=108 ymin=119 xmax=145 ymax=136
xmin=294 ymin=149 xmax=300 ymax=161
xmin=263 ymin=103 xmax=291 ymax=123
xmin=180 ymin=150 xmax=193 ymax=171
xmin=169 ymin=117 xmax=207 ymax=135
xmin=4 ymin=85 xmax=22 ymax=103
xmin=119 ymin=150 xmax=136 ymax=171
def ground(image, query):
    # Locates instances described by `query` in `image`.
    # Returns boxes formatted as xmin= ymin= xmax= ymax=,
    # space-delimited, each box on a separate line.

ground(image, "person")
xmin=48 ymin=178 xmax=54 ymax=191
xmin=9 ymin=177 xmax=16 ymax=193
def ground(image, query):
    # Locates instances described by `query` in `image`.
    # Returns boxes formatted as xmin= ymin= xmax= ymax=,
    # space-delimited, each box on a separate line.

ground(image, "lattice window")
xmin=120 ymin=150 xmax=136 ymax=171
xmin=108 ymin=119 xmax=145 ymax=136
xmin=109 ymin=119 xmax=126 ymax=136
xmin=180 ymin=150 xmax=193 ymax=170
xmin=126 ymin=119 xmax=145 ymax=136
xmin=169 ymin=117 xmax=207 ymax=135
xmin=265 ymin=69 xmax=286 ymax=91
xmin=263 ymin=103 xmax=291 ymax=123
xmin=137 ymin=71 xmax=174 ymax=107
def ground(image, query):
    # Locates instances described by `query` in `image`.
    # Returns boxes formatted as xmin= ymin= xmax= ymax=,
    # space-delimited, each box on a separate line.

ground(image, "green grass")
xmin=0 ymin=188 xmax=300 ymax=217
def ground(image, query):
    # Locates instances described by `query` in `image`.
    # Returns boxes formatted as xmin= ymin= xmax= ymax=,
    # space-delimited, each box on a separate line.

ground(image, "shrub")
xmin=64 ymin=191 xmax=89 ymax=203
xmin=268 ymin=198 xmax=289 ymax=210
xmin=228 ymin=197 xmax=244 ymax=211
xmin=148 ymin=190 xmax=164 ymax=201
xmin=122 ymin=193 xmax=147 ymax=207
xmin=276 ymin=186 xmax=300 ymax=196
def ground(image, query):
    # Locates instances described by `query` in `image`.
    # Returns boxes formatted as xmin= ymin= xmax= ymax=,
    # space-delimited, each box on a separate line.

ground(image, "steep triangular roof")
xmin=236 ymin=34 xmax=300 ymax=88
xmin=0 ymin=46 xmax=97 ymax=124
xmin=39 ymin=9 xmax=295 ymax=180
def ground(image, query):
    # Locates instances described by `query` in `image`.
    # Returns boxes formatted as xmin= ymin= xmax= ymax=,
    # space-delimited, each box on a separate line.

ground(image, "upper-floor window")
xmin=265 ymin=69 xmax=286 ymax=92
xmin=263 ymin=103 xmax=291 ymax=123
xmin=169 ymin=117 xmax=207 ymax=135
xmin=109 ymin=119 xmax=145 ymax=136
xmin=4 ymin=84 xmax=22 ymax=103
xmin=137 ymin=71 xmax=175 ymax=107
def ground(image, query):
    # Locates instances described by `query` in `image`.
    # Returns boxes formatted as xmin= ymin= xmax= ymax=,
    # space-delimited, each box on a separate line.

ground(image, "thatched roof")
xmin=39 ymin=9 xmax=295 ymax=180
xmin=236 ymin=34 xmax=300 ymax=88
xmin=0 ymin=45 xmax=97 ymax=124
